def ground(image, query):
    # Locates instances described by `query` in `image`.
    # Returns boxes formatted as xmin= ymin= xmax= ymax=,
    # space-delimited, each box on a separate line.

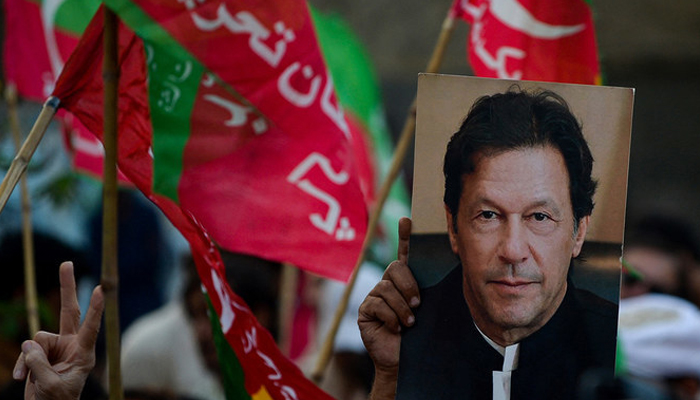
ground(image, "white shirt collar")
xmin=474 ymin=323 xmax=521 ymax=400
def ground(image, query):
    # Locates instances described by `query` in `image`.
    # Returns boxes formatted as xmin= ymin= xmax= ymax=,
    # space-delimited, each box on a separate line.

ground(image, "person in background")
xmin=120 ymin=258 xmax=224 ymax=400
xmin=619 ymin=214 xmax=700 ymax=400
xmin=622 ymin=214 xmax=700 ymax=306
xmin=316 ymin=263 xmax=382 ymax=400
xmin=120 ymin=250 xmax=281 ymax=400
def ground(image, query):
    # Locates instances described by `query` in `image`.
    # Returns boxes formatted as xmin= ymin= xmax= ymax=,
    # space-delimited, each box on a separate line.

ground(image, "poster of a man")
xmin=359 ymin=75 xmax=634 ymax=399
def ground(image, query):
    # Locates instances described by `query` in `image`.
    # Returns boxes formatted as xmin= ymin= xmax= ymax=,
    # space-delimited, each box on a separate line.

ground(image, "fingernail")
xmin=407 ymin=316 xmax=415 ymax=326
xmin=13 ymin=367 xmax=21 ymax=380
xmin=21 ymin=341 xmax=32 ymax=353
xmin=410 ymin=297 xmax=420 ymax=307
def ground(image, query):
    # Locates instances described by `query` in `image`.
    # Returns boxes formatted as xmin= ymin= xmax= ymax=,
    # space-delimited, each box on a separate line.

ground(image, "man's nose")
xmin=499 ymin=218 xmax=529 ymax=264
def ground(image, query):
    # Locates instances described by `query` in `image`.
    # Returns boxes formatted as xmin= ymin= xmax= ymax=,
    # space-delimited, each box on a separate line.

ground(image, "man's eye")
xmin=532 ymin=212 xmax=550 ymax=222
xmin=479 ymin=211 xmax=497 ymax=220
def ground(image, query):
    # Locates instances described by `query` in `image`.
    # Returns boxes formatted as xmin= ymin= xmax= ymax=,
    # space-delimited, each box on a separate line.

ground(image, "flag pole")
xmin=278 ymin=263 xmax=299 ymax=356
xmin=311 ymin=7 xmax=456 ymax=383
xmin=101 ymin=7 xmax=124 ymax=400
xmin=4 ymin=84 xmax=41 ymax=337
xmin=0 ymin=97 xmax=59 ymax=215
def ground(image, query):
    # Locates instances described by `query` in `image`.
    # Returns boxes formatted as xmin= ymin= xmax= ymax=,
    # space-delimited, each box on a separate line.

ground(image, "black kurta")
xmin=396 ymin=265 xmax=618 ymax=399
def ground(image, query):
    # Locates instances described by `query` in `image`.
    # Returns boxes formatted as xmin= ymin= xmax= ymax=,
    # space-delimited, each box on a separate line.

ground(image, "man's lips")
xmin=490 ymin=280 xmax=539 ymax=294
xmin=492 ymin=279 xmax=537 ymax=286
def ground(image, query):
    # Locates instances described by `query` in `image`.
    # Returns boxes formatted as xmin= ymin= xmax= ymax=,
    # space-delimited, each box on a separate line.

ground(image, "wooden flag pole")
xmin=310 ymin=9 xmax=456 ymax=383
xmin=101 ymin=7 xmax=124 ymax=400
xmin=5 ymin=84 xmax=41 ymax=337
xmin=0 ymin=97 xmax=59 ymax=215
xmin=278 ymin=263 xmax=300 ymax=356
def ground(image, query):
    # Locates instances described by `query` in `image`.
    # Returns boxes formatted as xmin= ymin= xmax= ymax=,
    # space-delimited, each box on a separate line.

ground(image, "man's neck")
xmin=474 ymin=322 xmax=539 ymax=347
xmin=475 ymin=323 xmax=509 ymax=355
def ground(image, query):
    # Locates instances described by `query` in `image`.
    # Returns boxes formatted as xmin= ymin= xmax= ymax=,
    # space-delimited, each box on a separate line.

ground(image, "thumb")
xmin=21 ymin=341 xmax=57 ymax=384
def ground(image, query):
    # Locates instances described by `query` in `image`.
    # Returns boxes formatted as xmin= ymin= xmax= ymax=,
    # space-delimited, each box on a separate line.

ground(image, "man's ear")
xmin=445 ymin=204 xmax=459 ymax=255
xmin=572 ymin=215 xmax=590 ymax=258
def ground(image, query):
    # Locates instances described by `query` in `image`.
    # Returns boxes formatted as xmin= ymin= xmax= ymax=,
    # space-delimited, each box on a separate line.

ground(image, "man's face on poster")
xmin=446 ymin=145 xmax=589 ymax=345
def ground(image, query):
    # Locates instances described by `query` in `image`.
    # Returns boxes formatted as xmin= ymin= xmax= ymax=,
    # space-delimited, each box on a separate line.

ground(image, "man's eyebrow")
xmin=528 ymin=199 xmax=564 ymax=217
xmin=468 ymin=197 xmax=499 ymax=209
xmin=469 ymin=197 xmax=561 ymax=209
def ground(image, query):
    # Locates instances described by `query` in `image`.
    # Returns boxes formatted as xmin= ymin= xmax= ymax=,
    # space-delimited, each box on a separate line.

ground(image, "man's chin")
xmin=487 ymin=304 xmax=546 ymax=333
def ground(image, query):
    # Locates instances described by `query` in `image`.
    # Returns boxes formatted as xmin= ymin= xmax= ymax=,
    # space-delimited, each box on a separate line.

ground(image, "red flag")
xmin=2 ymin=0 xmax=100 ymax=100
xmin=100 ymin=0 xmax=368 ymax=282
xmin=1 ymin=0 xmax=126 ymax=182
xmin=452 ymin=0 xmax=601 ymax=84
xmin=53 ymin=9 xmax=336 ymax=399
xmin=59 ymin=114 xmax=133 ymax=184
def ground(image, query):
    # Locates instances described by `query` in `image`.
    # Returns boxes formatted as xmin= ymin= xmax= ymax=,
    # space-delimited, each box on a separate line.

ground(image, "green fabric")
xmin=207 ymin=297 xmax=252 ymax=400
xmin=310 ymin=7 xmax=380 ymax=131
xmin=615 ymin=338 xmax=627 ymax=376
xmin=145 ymin=39 xmax=204 ymax=203
xmin=102 ymin=0 xmax=211 ymax=203
xmin=54 ymin=0 xmax=101 ymax=35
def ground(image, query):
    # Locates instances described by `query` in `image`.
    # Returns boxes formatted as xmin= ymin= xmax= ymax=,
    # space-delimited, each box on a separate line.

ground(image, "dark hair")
xmin=443 ymin=88 xmax=597 ymax=223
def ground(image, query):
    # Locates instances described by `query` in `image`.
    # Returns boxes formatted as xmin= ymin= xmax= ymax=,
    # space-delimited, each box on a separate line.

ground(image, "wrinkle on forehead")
xmin=464 ymin=147 xmax=572 ymax=212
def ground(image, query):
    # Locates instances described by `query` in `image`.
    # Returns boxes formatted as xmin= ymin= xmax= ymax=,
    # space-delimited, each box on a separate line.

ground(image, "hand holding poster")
xmin=358 ymin=75 xmax=634 ymax=399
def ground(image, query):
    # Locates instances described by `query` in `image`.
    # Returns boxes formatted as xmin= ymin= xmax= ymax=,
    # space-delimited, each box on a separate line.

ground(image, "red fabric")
xmin=53 ymin=9 xmax=153 ymax=190
xmin=453 ymin=0 xmax=600 ymax=84
xmin=52 ymin=8 xmax=340 ymax=399
xmin=124 ymin=0 xmax=368 ymax=281
xmin=178 ymin=108 xmax=371 ymax=281
xmin=60 ymin=113 xmax=133 ymax=184
xmin=54 ymin=1 xmax=370 ymax=282
xmin=1 ymin=0 xmax=125 ymax=182
xmin=3 ymin=0 xmax=80 ymax=100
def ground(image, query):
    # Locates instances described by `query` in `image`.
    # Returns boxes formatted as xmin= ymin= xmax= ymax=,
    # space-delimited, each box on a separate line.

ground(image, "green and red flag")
xmin=451 ymin=0 xmax=601 ymax=84
xmin=57 ymin=0 xmax=368 ymax=282
xmin=51 ymin=0 xmax=370 ymax=396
